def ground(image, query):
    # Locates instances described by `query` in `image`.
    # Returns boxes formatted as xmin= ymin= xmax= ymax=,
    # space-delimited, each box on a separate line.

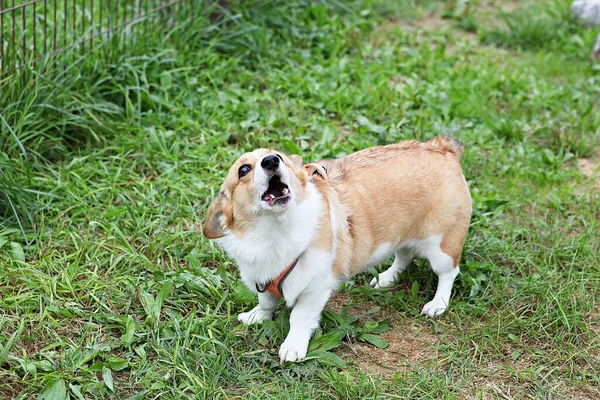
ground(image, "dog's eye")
xmin=238 ymin=164 xmax=252 ymax=178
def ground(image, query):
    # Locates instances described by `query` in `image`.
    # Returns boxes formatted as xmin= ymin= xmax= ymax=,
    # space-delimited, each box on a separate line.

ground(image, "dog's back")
xmin=323 ymin=137 xmax=471 ymax=277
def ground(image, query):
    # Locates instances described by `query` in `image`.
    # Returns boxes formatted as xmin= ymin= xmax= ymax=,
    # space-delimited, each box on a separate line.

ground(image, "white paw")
xmin=238 ymin=308 xmax=273 ymax=325
xmin=278 ymin=337 xmax=308 ymax=363
xmin=421 ymin=298 xmax=448 ymax=318
xmin=369 ymin=273 xmax=396 ymax=289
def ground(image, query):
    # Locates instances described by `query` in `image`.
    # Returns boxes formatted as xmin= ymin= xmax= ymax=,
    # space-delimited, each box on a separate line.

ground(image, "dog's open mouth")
xmin=261 ymin=175 xmax=290 ymax=206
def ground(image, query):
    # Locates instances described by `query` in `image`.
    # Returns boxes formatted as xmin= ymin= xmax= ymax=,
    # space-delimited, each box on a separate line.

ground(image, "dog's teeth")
xmin=282 ymin=188 xmax=289 ymax=195
xmin=268 ymin=194 xmax=276 ymax=200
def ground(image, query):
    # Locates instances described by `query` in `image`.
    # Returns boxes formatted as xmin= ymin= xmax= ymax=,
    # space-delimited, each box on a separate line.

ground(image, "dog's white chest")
xmin=217 ymin=184 xmax=323 ymax=287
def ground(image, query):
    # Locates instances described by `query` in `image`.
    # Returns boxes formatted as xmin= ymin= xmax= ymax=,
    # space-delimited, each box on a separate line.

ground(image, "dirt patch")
xmin=341 ymin=322 xmax=440 ymax=377
xmin=416 ymin=12 xmax=450 ymax=32
xmin=369 ymin=8 xmax=477 ymax=49
xmin=473 ymin=0 xmax=520 ymax=15
xmin=578 ymin=149 xmax=600 ymax=189
xmin=496 ymin=0 xmax=520 ymax=13
xmin=326 ymin=292 xmax=440 ymax=376
xmin=325 ymin=291 xmax=388 ymax=316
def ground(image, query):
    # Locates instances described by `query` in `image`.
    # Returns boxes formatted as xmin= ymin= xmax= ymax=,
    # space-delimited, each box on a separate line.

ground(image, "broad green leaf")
xmin=321 ymin=125 xmax=335 ymax=144
xmin=357 ymin=115 xmax=386 ymax=134
xmin=364 ymin=321 xmax=379 ymax=331
xmin=89 ymin=358 xmax=130 ymax=372
xmin=38 ymin=378 xmax=68 ymax=400
xmin=411 ymin=281 xmax=419 ymax=300
xmin=69 ymin=384 xmax=85 ymax=400
xmin=34 ymin=360 xmax=54 ymax=372
xmin=322 ymin=311 xmax=348 ymax=326
xmin=368 ymin=319 xmax=392 ymax=335
xmin=360 ymin=334 xmax=389 ymax=349
xmin=106 ymin=356 xmax=131 ymax=371
xmin=138 ymin=289 xmax=156 ymax=320
xmin=511 ymin=350 xmax=520 ymax=360
xmin=102 ymin=366 xmax=114 ymax=391
xmin=307 ymin=330 xmax=344 ymax=352
xmin=508 ymin=334 xmax=521 ymax=344
xmin=134 ymin=344 xmax=147 ymax=361
xmin=280 ymin=139 xmax=301 ymax=154
xmin=123 ymin=315 xmax=136 ymax=346
xmin=240 ymin=110 xmax=260 ymax=129
xmin=155 ymin=281 xmax=173 ymax=318
xmin=307 ymin=350 xmax=345 ymax=368
xmin=541 ymin=149 xmax=556 ymax=165
xmin=10 ymin=242 xmax=25 ymax=263
xmin=160 ymin=73 xmax=173 ymax=89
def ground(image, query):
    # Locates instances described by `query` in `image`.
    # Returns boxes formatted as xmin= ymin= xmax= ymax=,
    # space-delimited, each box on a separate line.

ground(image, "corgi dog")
xmin=203 ymin=137 xmax=471 ymax=363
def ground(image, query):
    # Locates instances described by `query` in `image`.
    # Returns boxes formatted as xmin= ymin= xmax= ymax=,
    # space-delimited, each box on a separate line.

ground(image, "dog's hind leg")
xmin=369 ymin=248 xmax=414 ymax=289
xmin=420 ymin=235 xmax=461 ymax=318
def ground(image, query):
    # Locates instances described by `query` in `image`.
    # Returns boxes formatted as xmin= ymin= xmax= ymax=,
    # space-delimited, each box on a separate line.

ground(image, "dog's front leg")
xmin=279 ymin=285 xmax=332 ymax=363
xmin=238 ymin=291 xmax=279 ymax=325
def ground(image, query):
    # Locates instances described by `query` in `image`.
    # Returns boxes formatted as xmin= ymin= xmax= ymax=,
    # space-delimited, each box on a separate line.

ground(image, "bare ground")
xmin=578 ymin=148 xmax=600 ymax=189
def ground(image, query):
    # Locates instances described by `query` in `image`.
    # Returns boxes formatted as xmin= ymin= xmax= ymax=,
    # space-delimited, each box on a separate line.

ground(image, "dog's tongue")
xmin=264 ymin=187 xmax=289 ymax=205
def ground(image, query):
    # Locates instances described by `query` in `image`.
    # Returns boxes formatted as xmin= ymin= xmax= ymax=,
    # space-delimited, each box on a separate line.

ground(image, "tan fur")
xmin=314 ymin=137 xmax=471 ymax=279
xmin=302 ymin=163 xmax=334 ymax=253
xmin=203 ymin=149 xmax=307 ymax=238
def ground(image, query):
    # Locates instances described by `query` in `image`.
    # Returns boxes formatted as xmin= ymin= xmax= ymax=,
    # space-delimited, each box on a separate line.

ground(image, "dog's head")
xmin=203 ymin=149 xmax=306 ymax=238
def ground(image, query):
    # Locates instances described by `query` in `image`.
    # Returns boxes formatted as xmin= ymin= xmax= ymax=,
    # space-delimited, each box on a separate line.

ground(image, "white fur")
xmin=218 ymin=183 xmax=322 ymax=293
xmin=369 ymin=248 xmax=414 ymax=288
xmin=368 ymin=234 xmax=460 ymax=317
xmin=419 ymin=243 xmax=458 ymax=318
xmin=279 ymin=275 xmax=333 ymax=362
xmin=238 ymin=291 xmax=279 ymax=324
xmin=218 ymin=181 xmax=339 ymax=362
xmin=365 ymin=242 xmax=393 ymax=267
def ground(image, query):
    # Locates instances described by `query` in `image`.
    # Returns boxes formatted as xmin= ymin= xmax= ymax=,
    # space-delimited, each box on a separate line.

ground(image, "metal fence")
xmin=0 ymin=0 xmax=187 ymax=77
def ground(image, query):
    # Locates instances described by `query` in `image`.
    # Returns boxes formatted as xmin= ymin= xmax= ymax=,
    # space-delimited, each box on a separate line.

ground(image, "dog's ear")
xmin=289 ymin=154 xmax=303 ymax=169
xmin=203 ymin=193 xmax=227 ymax=239
xmin=303 ymin=163 xmax=328 ymax=180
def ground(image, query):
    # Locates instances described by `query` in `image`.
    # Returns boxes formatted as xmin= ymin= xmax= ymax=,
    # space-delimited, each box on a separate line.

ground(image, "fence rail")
xmin=0 ymin=0 xmax=186 ymax=77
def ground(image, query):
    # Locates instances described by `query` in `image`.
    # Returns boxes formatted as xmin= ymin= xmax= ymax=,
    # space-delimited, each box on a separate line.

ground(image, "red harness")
xmin=255 ymin=254 xmax=303 ymax=299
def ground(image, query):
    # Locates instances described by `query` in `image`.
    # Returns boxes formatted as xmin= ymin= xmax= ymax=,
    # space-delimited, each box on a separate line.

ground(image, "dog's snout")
xmin=261 ymin=155 xmax=280 ymax=171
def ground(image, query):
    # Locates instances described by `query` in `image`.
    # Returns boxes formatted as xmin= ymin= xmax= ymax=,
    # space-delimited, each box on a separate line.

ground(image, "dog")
xmin=203 ymin=137 xmax=472 ymax=363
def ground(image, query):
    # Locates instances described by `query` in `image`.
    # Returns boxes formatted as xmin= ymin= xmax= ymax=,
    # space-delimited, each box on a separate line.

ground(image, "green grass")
xmin=479 ymin=0 xmax=580 ymax=51
xmin=1 ymin=0 xmax=600 ymax=398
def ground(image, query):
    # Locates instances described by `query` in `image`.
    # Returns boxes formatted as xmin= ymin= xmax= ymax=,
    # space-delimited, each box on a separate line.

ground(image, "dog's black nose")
xmin=261 ymin=155 xmax=280 ymax=171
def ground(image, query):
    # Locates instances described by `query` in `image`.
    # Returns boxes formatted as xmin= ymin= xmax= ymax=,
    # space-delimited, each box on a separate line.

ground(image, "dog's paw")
xmin=369 ymin=273 xmax=396 ymax=289
xmin=279 ymin=337 xmax=308 ymax=363
xmin=238 ymin=308 xmax=273 ymax=325
xmin=421 ymin=298 xmax=447 ymax=318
